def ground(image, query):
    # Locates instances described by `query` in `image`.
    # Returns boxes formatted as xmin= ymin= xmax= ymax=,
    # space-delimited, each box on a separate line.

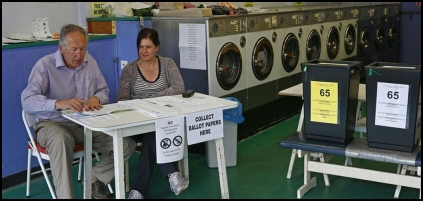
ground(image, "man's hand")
xmin=55 ymin=96 xmax=103 ymax=113
xmin=83 ymin=96 xmax=103 ymax=111
xmin=55 ymin=98 xmax=85 ymax=113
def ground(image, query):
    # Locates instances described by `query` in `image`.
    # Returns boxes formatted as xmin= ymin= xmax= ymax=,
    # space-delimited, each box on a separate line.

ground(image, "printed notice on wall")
xmin=156 ymin=115 xmax=185 ymax=164
xmin=185 ymin=108 xmax=223 ymax=145
xmin=310 ymin=81 xmax=339 ymax=124
xmin=92 ymin=2 xmax=107 ymax=17
xmin=179 ymin=23 xmax=207 ymax=70
xmin=375 ymin=82 xmax=409 ymax=129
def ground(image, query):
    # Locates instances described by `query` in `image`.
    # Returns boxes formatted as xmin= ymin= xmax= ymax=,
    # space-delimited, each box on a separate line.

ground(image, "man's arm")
xmin=21 ymin=62 xmax=57 ymax=113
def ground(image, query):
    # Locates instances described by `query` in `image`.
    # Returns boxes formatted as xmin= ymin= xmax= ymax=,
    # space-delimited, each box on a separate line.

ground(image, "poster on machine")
xmin=179 ymin=23 xmax=207 ymax=70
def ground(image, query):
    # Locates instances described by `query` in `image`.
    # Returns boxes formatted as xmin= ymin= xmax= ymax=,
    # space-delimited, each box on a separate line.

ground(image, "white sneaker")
xmin=127 ymin=190 xmax=143 ymax=199
xmin=168 ymin=172 xmax=188 ymax=195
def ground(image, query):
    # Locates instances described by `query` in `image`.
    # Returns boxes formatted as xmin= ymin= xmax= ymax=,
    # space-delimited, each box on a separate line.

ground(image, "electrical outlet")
xmin=121 ymin=60 xmax=128 ymax=69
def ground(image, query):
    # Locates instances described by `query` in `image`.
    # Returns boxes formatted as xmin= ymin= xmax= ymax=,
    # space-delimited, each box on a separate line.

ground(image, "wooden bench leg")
xmin=318 ymin=153 xmax=330 ymax=186
xmin=344 ymin=157 xmax=353 ymax=166
xmin=394 ymin=164 xmax=408 ymax=198
xmin=287 ymin=149 xmax=297 ymax=179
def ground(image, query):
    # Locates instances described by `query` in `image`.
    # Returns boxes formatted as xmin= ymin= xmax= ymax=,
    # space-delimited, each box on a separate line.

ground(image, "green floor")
xmin=2 ymin=114 xmax=420 ymax=199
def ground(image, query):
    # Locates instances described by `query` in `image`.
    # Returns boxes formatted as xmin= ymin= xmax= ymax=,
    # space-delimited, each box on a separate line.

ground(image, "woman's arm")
xmin=151 ymin=57 xmax=185 ymax=98
xmin=118 ymin=60 xmax=137 ymax=101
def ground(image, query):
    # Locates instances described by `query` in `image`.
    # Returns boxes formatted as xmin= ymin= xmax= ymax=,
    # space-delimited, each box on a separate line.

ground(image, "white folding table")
xmin=62 ymin=93 xmax=237 ymax=199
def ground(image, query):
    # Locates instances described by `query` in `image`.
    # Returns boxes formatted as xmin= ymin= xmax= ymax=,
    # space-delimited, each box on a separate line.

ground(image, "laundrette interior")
xmin=2 ymin=2 xmax=421 ymax=199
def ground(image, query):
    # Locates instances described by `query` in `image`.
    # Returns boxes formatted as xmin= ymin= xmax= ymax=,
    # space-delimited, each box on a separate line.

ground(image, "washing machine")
xmin=340 ymin=6 xmax=359 ymax=61
xmin=152 ymin=17 xmax=248 ymax=110
xmin=356 ymin=6 xmax=376 ymax=82
xmin=373 ymin=4 xmax=389 ymax=64
xmin=320 ymin=7 xmax=343 ymax=61
xmin=301 ymin=8 xmax=324 ymax=63
xmin=208 ymin=16 xmax=249 ymax=110
xmin=273 ymin=9 xmax=304 ymax=95
xmin=245 ymin=13 xmax=279 ymax=110
xmin=385 ymin=3 xmax=401 ymax=63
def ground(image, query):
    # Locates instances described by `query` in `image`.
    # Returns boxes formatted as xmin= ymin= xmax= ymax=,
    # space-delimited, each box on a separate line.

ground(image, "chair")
xmin=23 ymin=110 xmax=119 ymax=198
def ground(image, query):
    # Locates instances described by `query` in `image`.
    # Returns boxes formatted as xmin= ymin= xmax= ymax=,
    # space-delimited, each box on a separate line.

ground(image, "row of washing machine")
xmin=151 ymin=3 xmax=401 ymax=112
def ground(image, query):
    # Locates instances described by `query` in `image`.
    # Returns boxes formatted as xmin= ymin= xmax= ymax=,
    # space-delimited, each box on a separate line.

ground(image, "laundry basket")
xmin=206 ymin=97 xmax=244 ymax=168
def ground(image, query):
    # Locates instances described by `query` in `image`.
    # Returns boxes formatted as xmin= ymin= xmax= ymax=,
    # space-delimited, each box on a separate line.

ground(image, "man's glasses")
xmin=65 ymin=46 xmax=88 ymax=55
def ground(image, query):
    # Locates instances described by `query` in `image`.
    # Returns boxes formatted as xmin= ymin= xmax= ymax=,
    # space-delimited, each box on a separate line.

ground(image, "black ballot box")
xmin=365 ymin=62 xmax=421 ymax=152
xmin=301 ymin=59 xmax=362 ymax=144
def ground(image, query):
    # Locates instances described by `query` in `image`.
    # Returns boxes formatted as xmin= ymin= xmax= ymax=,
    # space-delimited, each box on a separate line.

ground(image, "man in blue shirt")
xmin=21 ymin=24 xmax=136 ymax=199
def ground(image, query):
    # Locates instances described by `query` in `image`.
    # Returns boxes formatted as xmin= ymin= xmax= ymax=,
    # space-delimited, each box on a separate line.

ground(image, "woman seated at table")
xmin=117 ymin=28 xmax=188 ymax=199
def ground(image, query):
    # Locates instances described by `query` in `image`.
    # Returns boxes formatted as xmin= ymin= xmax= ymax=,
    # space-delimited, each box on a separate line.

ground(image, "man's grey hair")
xmin=59 ymin=24 xmax=89 ymax=47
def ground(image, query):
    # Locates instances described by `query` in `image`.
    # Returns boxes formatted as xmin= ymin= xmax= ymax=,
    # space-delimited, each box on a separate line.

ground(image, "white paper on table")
xmin=119 ymin=99 xmax=179 ymax=117
xmin=2 ymin=37 xmax=33 ymax=43
xmin=31 ymin=18 xmax=53 ymax=39
xmin=176 ymin=100 xmax=222 ymax=112
xmin=75 ymin=103 xmax=136 ymax=117
xmin=79 ymin=114 xmax=120 ymax=124
xmin=144 ymin=96 xmax=189 ymax=106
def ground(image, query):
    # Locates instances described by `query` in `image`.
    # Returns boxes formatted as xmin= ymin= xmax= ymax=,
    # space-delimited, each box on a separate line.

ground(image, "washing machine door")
xmin=344 ymin=24 xmax=356 ymax=56
xmin=282 ymin=33 xmax=300 ymax=73
xmin=375 ymin=24 xmax=386 ymax=51
xmin=388 ymin=23 xmax=397 ymax=47
xmin=251 ymin=37 xmax=274 ymax=81
xmin=359 ymin=27 xmax=371 ymax=56
xmin=306 ymin=29 xmax=321 ymax=61
xmin=216 ymin=42 xmax=242 ymax=90
xmin=326 ymin=26 xmax=340 ymax=60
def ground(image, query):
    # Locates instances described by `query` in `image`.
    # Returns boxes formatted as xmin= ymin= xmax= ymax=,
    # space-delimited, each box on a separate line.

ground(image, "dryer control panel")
xmin=325 ymin=8 xmax=341 ymax=22
xmin=261 ymin=15 xmax=278 ymax=30
xmin=303 ymin=11 xmax=322 ymax=25
xmin=374 ymin=5 xmax=388 ymax=18
xmin=344 ymin=8 xmax=359 ymax=20
xmin=248 ymin=16 xmax=262 ymax=32
xmin=388 ymin=4 xmax=400 ymax=16
xmin=209 ymin=17 xmax=246 ymax=38
xmin=289 ymin=13 xmax=302 ymax=26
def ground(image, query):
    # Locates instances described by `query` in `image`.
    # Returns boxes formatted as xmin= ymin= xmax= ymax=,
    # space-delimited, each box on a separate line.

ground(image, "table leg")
xmin=112 ymin=129 xmax=125 ymax=199
xmin=84 ymin=128 xmax=93 ymax=199
xmin=215 ymin=137 xmax=229 ymax=199
xmin=182 ymin=136 xmax=189 ymax=185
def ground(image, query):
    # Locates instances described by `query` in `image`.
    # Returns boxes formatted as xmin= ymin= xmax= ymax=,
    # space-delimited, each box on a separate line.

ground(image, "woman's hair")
xmin=136 ymin=28 xmax=160 ymax=49
xmin=59 ymin=24 xmax=88 ymax=47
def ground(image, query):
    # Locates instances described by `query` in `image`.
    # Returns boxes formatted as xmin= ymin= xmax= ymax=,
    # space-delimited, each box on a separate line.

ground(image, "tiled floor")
xmin=2 ymin=114 xmax=420 ymax=199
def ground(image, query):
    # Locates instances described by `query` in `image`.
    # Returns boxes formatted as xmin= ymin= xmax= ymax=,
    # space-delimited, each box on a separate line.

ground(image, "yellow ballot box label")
xmin=310 ymin=81 xmax=339 ymax=124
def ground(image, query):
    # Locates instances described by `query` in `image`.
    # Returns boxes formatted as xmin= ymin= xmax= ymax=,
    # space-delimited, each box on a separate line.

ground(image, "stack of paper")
xmin=119 ymin=99 xmax=179 ymax=117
